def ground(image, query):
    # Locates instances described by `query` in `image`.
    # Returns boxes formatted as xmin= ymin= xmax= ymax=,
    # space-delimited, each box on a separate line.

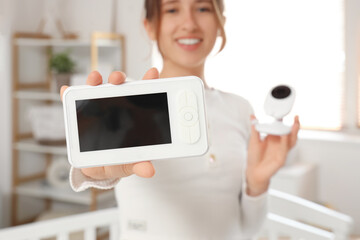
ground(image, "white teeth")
xmin=177 ymin=38 xmax=201 ymax=45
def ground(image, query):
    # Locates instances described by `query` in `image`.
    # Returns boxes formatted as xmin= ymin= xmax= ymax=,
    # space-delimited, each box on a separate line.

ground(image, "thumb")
xmin=102 ymin=162 xmax=155 ymax=179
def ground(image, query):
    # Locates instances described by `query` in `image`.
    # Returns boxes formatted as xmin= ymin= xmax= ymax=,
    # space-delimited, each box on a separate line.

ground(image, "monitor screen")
xmin=75 ymin=93 xmax=172 ymax=152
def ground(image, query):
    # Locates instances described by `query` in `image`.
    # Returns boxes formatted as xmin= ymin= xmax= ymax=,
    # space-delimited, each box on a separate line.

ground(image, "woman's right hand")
xmin=60 ymin=68 xmax=159 ymax=180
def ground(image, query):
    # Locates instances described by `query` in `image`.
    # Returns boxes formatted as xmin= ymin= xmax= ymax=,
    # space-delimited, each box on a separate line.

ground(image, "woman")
xmin=61 ymin=0 xmax=300 ymax=239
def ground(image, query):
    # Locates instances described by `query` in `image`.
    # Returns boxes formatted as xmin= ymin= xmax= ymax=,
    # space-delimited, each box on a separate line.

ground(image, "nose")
xmin=181 ymin=9 xmax=198 ymax=32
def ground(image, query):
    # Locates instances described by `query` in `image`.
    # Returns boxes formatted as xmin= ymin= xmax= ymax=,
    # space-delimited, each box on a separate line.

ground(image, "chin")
xmin=178 ymin=56 xmax=206 ymax=68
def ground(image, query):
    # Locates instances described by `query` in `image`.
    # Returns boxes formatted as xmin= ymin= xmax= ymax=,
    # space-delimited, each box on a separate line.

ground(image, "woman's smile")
xmin=176 ymin=37 xmax=203 ymax=51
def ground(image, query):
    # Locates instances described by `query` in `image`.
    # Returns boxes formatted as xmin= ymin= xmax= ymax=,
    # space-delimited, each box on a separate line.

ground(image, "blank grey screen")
xmin=76 ymin=93 xmax=172 ymax=152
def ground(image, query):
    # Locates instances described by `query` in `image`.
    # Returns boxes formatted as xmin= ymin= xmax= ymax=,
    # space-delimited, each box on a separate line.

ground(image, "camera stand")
xmin=255 ymin=120 xmax=291 ymax=136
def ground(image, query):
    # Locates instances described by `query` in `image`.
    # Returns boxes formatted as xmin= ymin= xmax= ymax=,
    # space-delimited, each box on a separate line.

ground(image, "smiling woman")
xmin=68 ymin=0 xmax=300 ymax=239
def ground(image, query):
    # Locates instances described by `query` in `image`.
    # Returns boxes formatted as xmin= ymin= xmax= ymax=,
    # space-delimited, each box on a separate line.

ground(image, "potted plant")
xmin=49 ymin=49 xmax=76 ymax=91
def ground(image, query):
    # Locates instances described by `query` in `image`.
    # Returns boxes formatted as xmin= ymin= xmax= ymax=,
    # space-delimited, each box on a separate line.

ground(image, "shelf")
xmin=15 ymin=38 xmax=120 ymax=48
xmin=16 ymin=179 xmax=115 ymax=205
xmin=94 ymin=39 xmax=120 ymax=48
xmin=11 ymin=32 xmax=125 ymax=225
xmin=14 ymin=139 xmax=67 ymax=155
xmin=15 ymin=89 xmax=61 ymax=101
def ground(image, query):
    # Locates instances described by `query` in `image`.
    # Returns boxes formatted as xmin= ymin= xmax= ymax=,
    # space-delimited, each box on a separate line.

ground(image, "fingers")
xmin=132 ymin=161 xmax=155 ymax=178
xmin=83 ymin=165 xmax=131 ymax=179
xmin=290 ymin=115 xmax=300 ymax=148
xmin=107 ymin=67 xmax=159 ymax=84
xmin=60 ymin=85 xmax=68 ymax=101
xmin=247 ymin=115 xmax=264 ymax=166
xmin=278 ymin=115 xmax=300 ymax=149
xmin=86 ymin=71 xmax=103 ymax=86
xmin=81 ymin=167 xmax=108 ymax=180
xmin=83 ymin=161 xmax=155 ymax=179
xmin=103 ymin=162 xmax=155 ymax=179
xmin=61 ymin=71 xmax=103 ymax=101
xmin=273 ymin=116 xmax=300 ymax=166
xmin=249 ymin=115 xmax=261 ymax=145
xmin=142 ymin=67 xmax=159 ymax=80
xmin=246 ymin=116 xmax=301 ymax=185
xmin=108 ymin=71 xmax=126 ymax=85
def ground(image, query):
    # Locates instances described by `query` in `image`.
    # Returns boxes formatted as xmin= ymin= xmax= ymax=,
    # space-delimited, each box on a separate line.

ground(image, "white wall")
xmin=58 ymin=0 xmax=113 ymax=39
xmin=0 ymin=0 xmax=14 ymax=228
xmin=298 ymin=135 xmax=360 ymax=234
xmin=117 ymin=0 xmax=152 ymax=79
xmin=344 ymin=0 xmax=360 ymax=128
xmin=0 ymin=35 xmax=12 ymax=228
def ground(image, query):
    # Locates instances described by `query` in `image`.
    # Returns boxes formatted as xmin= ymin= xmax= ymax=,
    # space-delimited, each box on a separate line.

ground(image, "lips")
xmin=177 ymin=38 xmax=201 ymax=45
xmin=176 ymin=38 xmax=202 ymax=51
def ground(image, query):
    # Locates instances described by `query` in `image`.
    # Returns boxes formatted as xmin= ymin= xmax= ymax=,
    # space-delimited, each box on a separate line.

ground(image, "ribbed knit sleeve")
xmin=238 ymin=93 xmax=268 ymax=237
xmin=239 ymin=180 xmax=268 ymax=238
xmin=69 ymin=167 xmax=120 ymax=192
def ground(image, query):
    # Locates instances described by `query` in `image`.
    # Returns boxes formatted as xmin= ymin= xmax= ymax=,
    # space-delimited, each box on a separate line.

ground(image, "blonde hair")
xmin=144 ymin=0 xmax=227 ymax=52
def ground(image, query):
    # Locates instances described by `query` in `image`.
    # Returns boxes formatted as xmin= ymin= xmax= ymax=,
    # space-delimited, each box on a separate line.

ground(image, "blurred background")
xmin=0 ymin=0 xmax=359 ymax=238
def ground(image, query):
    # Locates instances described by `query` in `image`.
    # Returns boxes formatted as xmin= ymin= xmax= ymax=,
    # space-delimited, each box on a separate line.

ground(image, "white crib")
xmin=0 ymin=208 xmax=119 ymax=240
xmin=258 ymin=189 xmax=353 ymax=240
xmin=0 ymin=189 xmax=353 ymax=240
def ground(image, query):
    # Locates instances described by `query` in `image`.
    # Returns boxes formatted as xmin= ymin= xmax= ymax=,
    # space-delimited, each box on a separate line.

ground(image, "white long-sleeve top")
xmin=70 ymin=88 xmax=268 ymax=240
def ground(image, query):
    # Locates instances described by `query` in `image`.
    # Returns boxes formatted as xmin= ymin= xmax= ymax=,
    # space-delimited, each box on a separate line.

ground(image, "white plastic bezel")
xmin=62 ymin=76 xmax=208 ymax=168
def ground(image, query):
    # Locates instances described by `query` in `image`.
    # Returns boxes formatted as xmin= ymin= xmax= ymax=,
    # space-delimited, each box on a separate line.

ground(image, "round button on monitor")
xmin=179 ymin=107 xmax=198 ymax=127
xmin=184 ymin=112 xmax=193 ymax=121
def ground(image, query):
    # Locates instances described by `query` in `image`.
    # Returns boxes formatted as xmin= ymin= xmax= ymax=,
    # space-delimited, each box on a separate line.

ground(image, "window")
xmin=151 ymin=0 xmax=348 ymax=131
xmin=205 ymin=0 xmax=345 ymax=130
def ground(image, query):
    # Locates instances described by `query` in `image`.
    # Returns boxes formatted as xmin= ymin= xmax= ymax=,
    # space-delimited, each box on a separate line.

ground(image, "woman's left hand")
xmin=246 ymin=115 xmax=300 ymax=196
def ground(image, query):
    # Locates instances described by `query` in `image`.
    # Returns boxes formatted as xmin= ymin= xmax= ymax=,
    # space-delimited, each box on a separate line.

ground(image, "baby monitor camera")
xmin=255 ymin=85 xmax=295 ymax=135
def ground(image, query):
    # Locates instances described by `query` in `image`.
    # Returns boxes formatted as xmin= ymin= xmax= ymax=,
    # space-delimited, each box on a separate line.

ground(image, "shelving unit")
xmin=15 ymin=180 xmax=114 ymax=206
xmin=14 ymin=38 xmax=121 ymax=48
xmin=11 ymin=32 xmax=125 ymax=226
xmin=14 ymin=138 xmax=67 ymax=155
xmin=15 ymin=89 xmax=61 ymax=102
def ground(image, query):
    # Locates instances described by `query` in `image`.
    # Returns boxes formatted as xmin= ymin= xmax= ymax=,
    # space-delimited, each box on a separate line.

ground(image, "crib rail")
xmin=263 ymin=213 xmax=335 ymax=240
xmin=258 ymin=189 xmax=354 ymax=240
xmin=0 ymin=190 xmax=354 ymax=240
xmin=0 ymin=208 xmax=119 ymax=240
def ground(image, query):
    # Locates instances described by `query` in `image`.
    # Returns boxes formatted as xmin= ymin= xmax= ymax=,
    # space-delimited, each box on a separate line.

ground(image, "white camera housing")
xmin=255 ymin=85 xmax=295 ymax=135
xmin=62 ymin=76 xmax=209 ymax=168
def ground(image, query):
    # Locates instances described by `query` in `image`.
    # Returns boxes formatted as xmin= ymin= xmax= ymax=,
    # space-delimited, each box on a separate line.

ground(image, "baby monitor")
xmin=255 ymin=85 xmax=295 ymax=135
xmin=62 ymin=76 xmax=209 ymax=168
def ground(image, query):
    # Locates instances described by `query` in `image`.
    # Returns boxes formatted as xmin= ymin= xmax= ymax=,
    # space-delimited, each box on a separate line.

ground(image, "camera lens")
xmin=271 ymin=85 xmax=291 ymax=99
